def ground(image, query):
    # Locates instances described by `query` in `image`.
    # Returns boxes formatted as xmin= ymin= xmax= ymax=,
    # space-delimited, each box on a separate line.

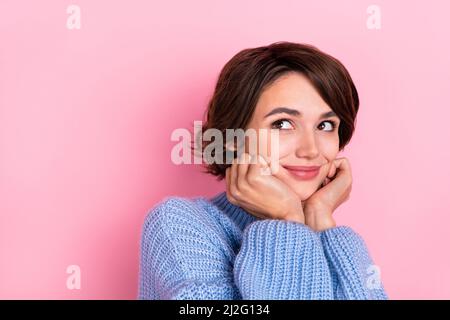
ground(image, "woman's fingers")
xmin=227 ymin=153 xmax=267 ymax=219
xmin=322 ymin=177 xmax=331 ymax=187
xmin=259 ymin=154 xmax=275 ymax=176
xmin=228 ymin=152 xmax=252 ymax=201
xmin=323 ymin=158 xmax=350 ymax=185
xmin=228 ymin=156 xmax=240 ymax=200
xmin=319 ymin=158 xmax=352 ymax=191
xmin=326 ymin=158 xmax=352 ymax=203
xmin=225 ymin=167 xmax=237 ymax=204
xmin=236 ymin=153 xmax=252 ymax=191
xmin=321 ymin=162 xmax=336 ymax=187
xmin=331 ymin=158 xmax=352 ymax=188
xmin=333 ymin=158 xmax=352 ymax=178
xmin=336 ymin=158 xmax=353 ymax=197
xmin=259 ymin=153 xmax=286 ymax=180
xmin=247 ymin=154 xmax=269 ymax=181
xmin=328 ymin=161 xmax=337 ymax=179
xmin=237 ymin=153 xmax=251 ymax=176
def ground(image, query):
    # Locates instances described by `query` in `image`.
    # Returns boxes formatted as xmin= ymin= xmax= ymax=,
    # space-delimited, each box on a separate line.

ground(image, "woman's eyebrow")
xmin=264 ymin=107 xmax=337 ymax=119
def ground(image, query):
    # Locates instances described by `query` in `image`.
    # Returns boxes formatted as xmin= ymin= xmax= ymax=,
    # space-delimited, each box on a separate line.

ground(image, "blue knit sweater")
xmin=138 ymin=191 xmax=388 ymax=300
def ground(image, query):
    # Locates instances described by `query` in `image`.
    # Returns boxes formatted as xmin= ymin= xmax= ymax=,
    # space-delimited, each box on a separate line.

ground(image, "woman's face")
xmin=244 ymin=71 xmax=341 ymax=201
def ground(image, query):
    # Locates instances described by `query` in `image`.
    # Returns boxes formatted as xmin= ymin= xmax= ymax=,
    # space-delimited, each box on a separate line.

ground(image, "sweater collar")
xmin=209 ymin=191 xmax=260 ymax=231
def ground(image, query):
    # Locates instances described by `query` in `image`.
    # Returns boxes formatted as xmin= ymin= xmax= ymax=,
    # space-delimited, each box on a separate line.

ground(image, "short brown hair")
xmin=192 ymin=41 xmax=359 ymax=181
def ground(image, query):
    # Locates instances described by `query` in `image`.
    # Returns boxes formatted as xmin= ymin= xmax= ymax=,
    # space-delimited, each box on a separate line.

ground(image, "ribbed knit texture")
xmin=137 ymin=191 xmax=388 ymax=300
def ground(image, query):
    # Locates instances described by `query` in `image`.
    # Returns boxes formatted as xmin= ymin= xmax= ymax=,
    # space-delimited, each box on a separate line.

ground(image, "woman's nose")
xmin=295 ymin=131 xmax=319 ymax=159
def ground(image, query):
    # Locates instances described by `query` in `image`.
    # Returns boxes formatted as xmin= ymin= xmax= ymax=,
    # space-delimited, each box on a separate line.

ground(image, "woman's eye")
xmin=318 ymin=120 xmax=337 ymax=132
xmin=271 ymin=119 xmax=293 ymax=130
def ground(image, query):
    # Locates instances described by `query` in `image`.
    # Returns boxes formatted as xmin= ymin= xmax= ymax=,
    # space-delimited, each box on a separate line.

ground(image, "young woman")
xmin=138 ymin=42 xmax=388 ymax=300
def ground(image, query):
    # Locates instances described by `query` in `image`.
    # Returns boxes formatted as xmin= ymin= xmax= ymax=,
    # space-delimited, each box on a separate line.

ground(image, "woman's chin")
xmin=288 ymin=182 xmax=322 ymax=202
xmin=280 ymin=172 xmax=324 ymax=201
xmin=291 ymin=189 xmax=315 ymax=202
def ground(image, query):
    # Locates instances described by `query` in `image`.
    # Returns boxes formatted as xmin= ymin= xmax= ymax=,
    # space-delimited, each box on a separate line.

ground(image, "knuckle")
xmin=246 ymin=172 xmax=260 ymax=185
xmin=236 ymin=176 xmax=244 ymax=189
xmin=238 ymin=181 xmax=250 ymax=193
xmin=229 ymin=184 xmax=239 ymax=197
xmin=226 ymin=193 xmax=237 ymax=204
xmin=347 ymin=176 xmax=353 ymax=184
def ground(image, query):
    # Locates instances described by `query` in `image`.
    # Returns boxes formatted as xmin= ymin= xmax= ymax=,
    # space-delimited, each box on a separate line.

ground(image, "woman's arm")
xmin=317 ymin=226 xmax=388 ymax=300
xmin=138 ymin=197 xmax=334 ymax=300
xmin=302 ymin=158 xmax=387 ymax=299
xmin=234 ymin=219 xmax=334 ymax=300
xmin=221 ymin=153 xmax=333 ymax=298
xmin=138 ymin=197 xmax=243 ymax=299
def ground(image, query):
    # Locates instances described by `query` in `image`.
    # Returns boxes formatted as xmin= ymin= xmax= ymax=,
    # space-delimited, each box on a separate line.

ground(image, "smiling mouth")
xmin=282 ymin=165 xmax=321 ymax=180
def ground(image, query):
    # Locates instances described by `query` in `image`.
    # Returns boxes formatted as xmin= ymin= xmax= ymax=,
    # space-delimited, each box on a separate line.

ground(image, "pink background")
xmin=1 ymin=0 xmax=449 ymax=299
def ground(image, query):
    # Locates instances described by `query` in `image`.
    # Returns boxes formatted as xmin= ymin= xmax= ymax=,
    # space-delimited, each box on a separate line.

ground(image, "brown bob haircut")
xmin=193 ymin=41 xmax=359 ymax=181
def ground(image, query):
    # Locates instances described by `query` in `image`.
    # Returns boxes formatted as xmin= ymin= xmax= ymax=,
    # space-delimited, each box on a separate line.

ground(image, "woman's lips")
xmin=282 ymin=165 xmax=321 ymax=180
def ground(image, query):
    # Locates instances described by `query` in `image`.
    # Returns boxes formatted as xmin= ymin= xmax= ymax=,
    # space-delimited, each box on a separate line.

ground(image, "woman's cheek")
xmin=255 ymin=129 xmax=294 ymax=160
xmin=268 ymin=134 xmax=296 ymax=161
xmin=319 ymin=139 xmax=340 ymax=177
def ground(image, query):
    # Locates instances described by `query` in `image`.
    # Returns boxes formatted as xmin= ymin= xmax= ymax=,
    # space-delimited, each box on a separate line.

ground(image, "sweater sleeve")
xmin=138 ymin=197 xmax=334 ymax=300
xmin=234 ymin=220 xmax=333 ymax=299
xmin=317 ymin=226 xmax=388 ymax=300
xmin=138 ymin=197 xmax=242 ymax=300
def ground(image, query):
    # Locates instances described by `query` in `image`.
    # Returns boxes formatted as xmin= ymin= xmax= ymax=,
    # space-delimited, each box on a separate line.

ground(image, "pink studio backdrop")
xmin=1 ymin=0 xmax=450 ymax=299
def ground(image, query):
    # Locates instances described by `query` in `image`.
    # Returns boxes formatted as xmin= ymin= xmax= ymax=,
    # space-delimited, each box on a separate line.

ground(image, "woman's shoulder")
xmin=141 ymin=194 xmax=229 ymax=240
xmin=147 ymin=194 xmax=204 ymax=215
xmin=140 ymin=193 xmax=239 ymax=262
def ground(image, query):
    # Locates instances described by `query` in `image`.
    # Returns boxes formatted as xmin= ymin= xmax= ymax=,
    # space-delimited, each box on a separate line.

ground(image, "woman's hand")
xmin=226 ymin=152 xmax=305 ymax=223
xmin=303 ymin=157 xmax=353 ymax=231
